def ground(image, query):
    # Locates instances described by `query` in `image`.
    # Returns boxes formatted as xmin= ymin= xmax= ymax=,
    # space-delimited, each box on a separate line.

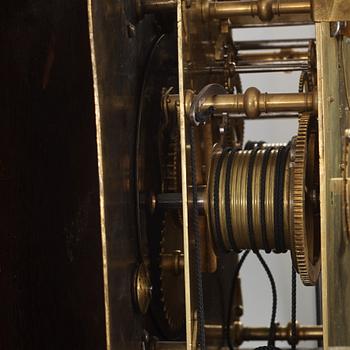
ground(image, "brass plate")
xmin=88 ymin=1 xmax=160 ymax=349
xmin=313 ymin=0 xmax=350 ymax=21
xmin=316 ymin=22 xmax=350 ymax=348
xmin=177 ymin=2 xmax=243 ymax=349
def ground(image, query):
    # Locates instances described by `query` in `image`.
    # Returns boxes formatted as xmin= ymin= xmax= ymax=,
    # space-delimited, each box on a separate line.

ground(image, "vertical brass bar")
xmin=316 ymin=21 xmax=350 ymax=348
xmin=87 ymin=2 xmax=111 ymax=350
xmin=177 ymin=2 xmax=192 ymax=349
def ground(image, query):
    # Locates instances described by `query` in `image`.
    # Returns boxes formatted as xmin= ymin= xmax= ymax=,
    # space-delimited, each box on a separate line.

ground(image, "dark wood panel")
xmin=0 ymin=2 xmax=106 ymax=349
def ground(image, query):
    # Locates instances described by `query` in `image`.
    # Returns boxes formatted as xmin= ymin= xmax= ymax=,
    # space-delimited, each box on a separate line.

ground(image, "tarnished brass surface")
xmin=313 ymin=0 xmax=350 ymax=21
xmin=88 ymin=0 xmax=164 ymax=348
xmin=316 ymin=22 xmax=350 ymax=347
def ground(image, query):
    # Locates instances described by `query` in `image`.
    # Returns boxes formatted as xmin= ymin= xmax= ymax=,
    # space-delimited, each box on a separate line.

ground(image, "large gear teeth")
xmin=291 ymin=113 xmax=321 ymax=286
xmin=159 ymin=214 xmax=185 ymax=332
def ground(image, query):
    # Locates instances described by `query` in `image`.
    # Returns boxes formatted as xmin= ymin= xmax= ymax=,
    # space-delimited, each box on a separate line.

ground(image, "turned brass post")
xmin=153 ymin=323 xmax=322 ymax=349
xmin=208 ymin=0 xmax=311 ymax=22
xmin=139 ymin=0 xmax=311 ymax=22
xmin=201 ymin=88 xmax=317 ymax=118
xmin=205 ymin=322 xmax=323 ymax=346
xmin=235 ymin=39 xmax=312 ymax=50
xmin=237 ymin=50 xmax=309 ymax=64
xmin=166 ymin=89 xmax=317 ymax=119
xmin=184 ymin=48 xmax=311 ymax=74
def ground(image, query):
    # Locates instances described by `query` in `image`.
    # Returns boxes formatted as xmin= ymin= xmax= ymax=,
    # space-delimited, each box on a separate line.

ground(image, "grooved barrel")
xmin=207 ymin=143 xmax=291 ymax=253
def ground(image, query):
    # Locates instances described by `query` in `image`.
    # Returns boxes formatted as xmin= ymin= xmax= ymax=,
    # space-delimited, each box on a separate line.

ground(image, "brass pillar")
xmin=205 ymin=322 xmax=323 ymax=346
xmin=237 ymin=50 xmax=309 ymax=64
xmin=140 ymin=0 xmax=311 ymax=22
xmin=208 ymin=0 xmax=311 ymax=22
xmin=166 ymin=88 xmax=317 ymax=118
xmin=153 ymin=323 xmax=322 ymax=348
xmin=200 ymin=88 xmax=317 ymax=118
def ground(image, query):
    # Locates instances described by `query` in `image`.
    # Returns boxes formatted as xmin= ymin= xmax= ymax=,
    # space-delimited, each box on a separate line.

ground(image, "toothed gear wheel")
xmin=163 ymin=129 xmax=183 ymax=227
xmin=299 ymin=70 xmax=314 ymax=93
xmin=159 ymin=212 xmax=185 ymax=331
xmin=291 ymin=113 xmax=321 ymax=286
xmin=299 ymin=41 xmax=316 ymax=93
xmin=163 ymin=131 xmax=180 ymax=193
xmin=158 ymin=125 xmax=184 ymax=334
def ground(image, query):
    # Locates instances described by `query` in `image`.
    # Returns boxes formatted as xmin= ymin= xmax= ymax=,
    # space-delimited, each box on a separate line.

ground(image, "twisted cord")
xmin=227 ymin=250 xmax=250 ymax=350
xmin=227 ymin=251 xmax=279 ymax=350
xmin=255 ymin=252 xmax=278 ymax=347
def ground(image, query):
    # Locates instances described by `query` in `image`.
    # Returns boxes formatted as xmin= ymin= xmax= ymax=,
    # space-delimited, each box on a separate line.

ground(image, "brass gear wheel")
xmin=298 ymin=41 xmax=317 ymax=94
xmin=298 ymin=70 xmax=314 ymax=93
xmin=163 ymin=130 xmax=180 ymax=193
xmin=163 ymin=128 xmax=183 ymax=229
xmin=290 ymin=113 xmax=321 ymax=286
xmin=158 ymin=124 xmax=185 ymax=335
xmin=159 ymin=212 xmax=185 ymax=331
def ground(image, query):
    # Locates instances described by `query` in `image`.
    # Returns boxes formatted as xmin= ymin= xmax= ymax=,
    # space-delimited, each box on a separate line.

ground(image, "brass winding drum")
xmin=206 ymin=113 xmax=320 ymax=285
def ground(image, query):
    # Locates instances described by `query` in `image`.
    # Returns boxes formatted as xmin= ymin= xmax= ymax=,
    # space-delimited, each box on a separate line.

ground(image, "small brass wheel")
xmin=133 ymin=263 xmax=152 ymax=315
